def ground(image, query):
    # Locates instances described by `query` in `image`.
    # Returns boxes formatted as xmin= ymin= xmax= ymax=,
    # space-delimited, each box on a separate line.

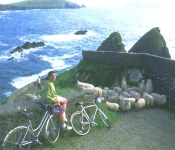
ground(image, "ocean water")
xmin=0 ymin=7 xmax=175 ymax=102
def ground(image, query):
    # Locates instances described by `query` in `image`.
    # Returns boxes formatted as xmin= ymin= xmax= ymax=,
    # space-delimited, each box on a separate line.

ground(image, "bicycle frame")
xmin=16 ymin=110 xmax=52 ymax=147
xmin=30 ymin=110 xmax=51 ymax=137
xmin=2 ymin=101 xmax=61 ymax=150
xmin=80 ymin=101 xmax=100 ymax=124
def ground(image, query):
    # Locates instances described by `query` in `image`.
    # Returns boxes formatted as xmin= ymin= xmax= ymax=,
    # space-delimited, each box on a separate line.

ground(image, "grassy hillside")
xmin=0 ymin=0 xmax=80 ymax=10
xmin=11 ymin=0 xmax=65 ymax=8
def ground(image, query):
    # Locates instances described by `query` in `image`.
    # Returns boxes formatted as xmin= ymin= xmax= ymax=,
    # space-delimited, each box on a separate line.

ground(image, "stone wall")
xmin=5 ymin=82 xmax=36 ymax=104
xmin=82 ymin=50 xmax=175 ymax=104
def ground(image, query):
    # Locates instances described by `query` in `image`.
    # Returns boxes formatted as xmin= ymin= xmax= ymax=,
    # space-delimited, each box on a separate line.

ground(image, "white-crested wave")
xmin=11 ymin=67 xmax=70 ymax=89
xmin=40 ymin=30 xmax=96 ymax=43
xmin=2 ymin=46 xmax=45 ymax=61
xmin=40 ymin=55 xmax=72 ymax=69
xmin=0 ymin=54 xmax=10 ymax=61
xmin=0 ymin=42 xmax=8 ymax=46
xmin=0 ymin=11 xmax=10 ymax=14
xmin=0 ymin=51 xmax=28 ymax=62
xmin=11 ymin=72 xmax=45 ymax=89
xmin=11 ymin=53 xmax=78 ymax=89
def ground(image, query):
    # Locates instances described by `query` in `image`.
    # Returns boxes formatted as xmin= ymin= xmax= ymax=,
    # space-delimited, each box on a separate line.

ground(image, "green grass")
xmin=45 ymin=60 xmax=147 ymax=148
xmin=51 ymin=102 xmax=117 ymax=147
xmin=48 ymin=102 xmax=118 ymax=148
xmin=54 ymin=60 xmax=147 ymax=92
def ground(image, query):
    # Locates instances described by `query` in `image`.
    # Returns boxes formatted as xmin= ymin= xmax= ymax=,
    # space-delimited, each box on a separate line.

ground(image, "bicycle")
xmin=70 ymin=97 xmax=110 ymax=136
xmin=2 ymin=101 xmax=60 ymax=150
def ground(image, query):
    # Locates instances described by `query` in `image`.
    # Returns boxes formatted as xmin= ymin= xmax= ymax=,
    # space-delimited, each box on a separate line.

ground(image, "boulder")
xmin=22 ymin=41 xmax=45 ymax=49
xmin=8 ymin=56 xmax=15 ymax=61
xmin=128 ymin=27 xmax=171 ymax=58
xmin=97 ymin=32 xmax=126 ymax=52
xmin=9 ymin=41 xmax=45 ymax=60
xmin=74 ymin=30 xmax=88 ymax=35
xmin=10 ymin=46 xmax=23 ymax=54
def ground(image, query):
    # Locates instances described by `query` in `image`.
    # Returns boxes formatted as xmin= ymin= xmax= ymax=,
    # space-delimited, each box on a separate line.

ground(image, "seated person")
xmin=41 ymin=71 xmax=72 ymax=130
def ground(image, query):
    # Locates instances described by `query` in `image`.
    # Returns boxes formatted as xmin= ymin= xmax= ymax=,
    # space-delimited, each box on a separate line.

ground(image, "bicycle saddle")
xmin=22 ymin=112 xmax=33 ymax=118
xmin=75 ymin=102 xmax=84 ymax=106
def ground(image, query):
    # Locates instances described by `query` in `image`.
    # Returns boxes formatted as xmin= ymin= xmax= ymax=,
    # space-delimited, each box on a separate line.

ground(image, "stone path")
xmin=32 ymin=107 xmax=175 ymax=150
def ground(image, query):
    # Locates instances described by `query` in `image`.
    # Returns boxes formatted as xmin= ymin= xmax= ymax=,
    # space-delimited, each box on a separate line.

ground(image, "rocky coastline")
xmin=3 ymin=27 xmax=171 ymax=104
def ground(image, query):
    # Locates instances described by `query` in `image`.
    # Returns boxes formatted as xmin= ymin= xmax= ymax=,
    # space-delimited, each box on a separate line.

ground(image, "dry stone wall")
xmin=82 ymin=50 xmax=175 ymax=105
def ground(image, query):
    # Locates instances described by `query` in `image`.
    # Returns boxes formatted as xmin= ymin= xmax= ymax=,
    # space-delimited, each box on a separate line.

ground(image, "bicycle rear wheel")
xmin=2 ymin=126 xmax=32 ymax=150
xmin=70 ymin=111 xmax=90 ymax=136
xmin=98 ymin=109 xmax=111 ymax=128
xmin=45 ymin=114 xmax=60 ymax=144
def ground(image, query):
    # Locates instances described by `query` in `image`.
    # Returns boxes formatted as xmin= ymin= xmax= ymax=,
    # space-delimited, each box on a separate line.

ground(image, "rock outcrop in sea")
xmin=10 ymin=41 xmax=45 ymax=54
xmin=8 ymin=41 xmax=45 ymax=60
xmin=97 ymin=32 xmax=126 ymax=52
xmin=74 ymin=30 xmax=88 ymax=35
xmin=128 ymin=27 xmax=171 ymax=58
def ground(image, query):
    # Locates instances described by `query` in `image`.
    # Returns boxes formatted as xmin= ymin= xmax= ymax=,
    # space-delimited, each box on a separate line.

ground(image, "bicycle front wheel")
xmin=2 ymin=126 xmax=32 ymax=150
xmin=45 ymin=114 xmax=60 ymax=144
xmin=70 ymin=111 xmax=90 ymax=136
xmin=98 ymin=109 xmax=111 ymax=128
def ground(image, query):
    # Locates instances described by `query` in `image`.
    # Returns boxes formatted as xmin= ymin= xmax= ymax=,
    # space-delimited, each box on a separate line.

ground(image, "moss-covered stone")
xmin=55 ymin=60 xmax=147 ymax=90
xmin=97 ymin=32 xmax=126 ymax=52
xmin=129 ymin=27 xmax=171 ymax=58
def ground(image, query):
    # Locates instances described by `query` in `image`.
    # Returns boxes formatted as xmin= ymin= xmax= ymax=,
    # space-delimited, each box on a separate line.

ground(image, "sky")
xmin=68 ymin=0 xmax=175 ymax=8
xmin=0 ymin=0 xmax=174 ymax=8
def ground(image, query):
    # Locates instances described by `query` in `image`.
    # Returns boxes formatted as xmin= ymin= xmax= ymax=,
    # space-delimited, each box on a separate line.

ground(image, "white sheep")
xmin=134 ymin=98 xmax=145 ymax=109
xmin=105 ymin=101 xmax=119 ymax=112
xmin=125 ymin=86 xmax=139 ymax=93
xmin=102 ymin=89 xmax=108 ymax=95
xmin=103 ymin=87 xmax=109 ymax=91
xmin=75 ymin=81 xmax=94 ymax=89
xmin=107 ymin=93 xmax=120 ymax=103
xmin=144 ymin=79 xmax=153 ymax=94
xmin=107 ymin=89 xmax=117 ymax=96
xmin=100 ymin=96 xmax=105 ymax=102
xmin=119 ymin=99 xmax=131 ymax=111
xmin=138 ymin=80 xmax=145 ymax=95
xmin=129 ymin=91 xmax=141 ymax=99
xmin=94 ymin=87 xmax=103 ymax=98
xmin=142 ymin=92 xmax=154 ymax=107
xmin=119 ymin=96 xmax=135 ymax=107
xmin=121 ymin=77 xmax=127 ymax=90
xmin=121 ymin=91 xmax=130 ymax=98
xmin=113 ymin=86 xmax=122 ymax=94
xmin=151 ymin=93 xmax=166 ymax=105
xmin=81 ymin=87 xmax=102 ymax=98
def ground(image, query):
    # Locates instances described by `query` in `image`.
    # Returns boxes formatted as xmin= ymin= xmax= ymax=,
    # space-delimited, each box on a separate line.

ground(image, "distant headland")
xmin=0 ymin=0 xmax=86 ymax=11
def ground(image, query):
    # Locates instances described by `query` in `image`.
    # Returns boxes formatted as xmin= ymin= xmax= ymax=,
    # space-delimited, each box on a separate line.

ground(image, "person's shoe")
xmin=62 ymin=125 xmax=72 ymax=130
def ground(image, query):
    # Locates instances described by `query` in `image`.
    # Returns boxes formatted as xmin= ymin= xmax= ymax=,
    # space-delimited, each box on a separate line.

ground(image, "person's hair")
xmin=46 ymin=71 xmax=55 ymax=80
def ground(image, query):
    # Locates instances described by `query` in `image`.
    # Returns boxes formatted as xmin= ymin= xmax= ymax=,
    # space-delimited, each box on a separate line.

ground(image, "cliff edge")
xmin=129 ymin=27 xmax=171 ymax=58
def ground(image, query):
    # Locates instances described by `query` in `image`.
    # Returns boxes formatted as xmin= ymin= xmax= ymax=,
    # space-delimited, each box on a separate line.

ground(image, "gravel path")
xmin=33 ymin=107 xmax=175 ymax=150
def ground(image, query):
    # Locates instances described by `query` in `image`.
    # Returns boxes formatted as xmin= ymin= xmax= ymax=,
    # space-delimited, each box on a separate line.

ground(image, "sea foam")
xmin=40 ymin=30 xmax=96 ymax=43
xmin=11 ymin=54 xmax=73 ymax=89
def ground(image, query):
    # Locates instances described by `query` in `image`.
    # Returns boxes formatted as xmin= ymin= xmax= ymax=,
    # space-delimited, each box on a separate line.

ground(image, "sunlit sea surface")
xmin=0 ymin=7 xmax=175 ymax=102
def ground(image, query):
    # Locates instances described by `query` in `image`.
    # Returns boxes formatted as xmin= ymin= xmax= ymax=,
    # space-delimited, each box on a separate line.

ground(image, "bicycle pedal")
xmin=91 ymin=122 xmax=98 ymax=126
